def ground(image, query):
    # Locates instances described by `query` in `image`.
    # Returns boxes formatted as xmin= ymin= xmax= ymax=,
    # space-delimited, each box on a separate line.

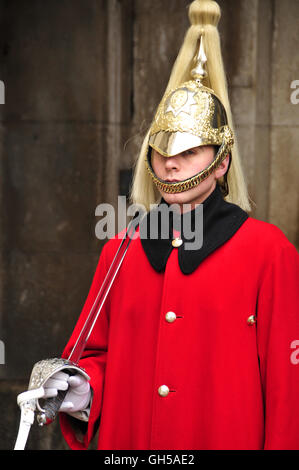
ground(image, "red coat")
xmin=60 ymin=217 xmax=299 ymax=450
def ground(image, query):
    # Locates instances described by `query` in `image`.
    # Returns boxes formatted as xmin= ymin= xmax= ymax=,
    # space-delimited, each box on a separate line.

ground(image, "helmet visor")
xmin=149 ymin=131 xmax=209 ymax=157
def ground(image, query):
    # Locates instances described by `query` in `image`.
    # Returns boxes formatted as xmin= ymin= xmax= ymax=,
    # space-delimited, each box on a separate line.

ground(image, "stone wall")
xmin=0 ymin=0 xmax=298 ymax=450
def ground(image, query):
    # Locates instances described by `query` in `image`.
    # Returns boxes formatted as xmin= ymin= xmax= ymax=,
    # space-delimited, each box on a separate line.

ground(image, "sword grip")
xmin=40 ymin=370 xmax=75 ymax=424
xmin=42 ymin=388 xmax=69 ymax=422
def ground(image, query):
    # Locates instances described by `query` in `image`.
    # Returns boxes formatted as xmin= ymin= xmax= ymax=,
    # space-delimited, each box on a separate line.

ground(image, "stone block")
xmin=2 ymin=251 xmax=102 ymax=380
xmin=233 ymin=125 xmax=256 ymax=203
xmin=269 ymin=126 xmax=299 ymax=246
xmin=218 ymin=0 xmax=258 ymax=89
xmin=0 ymin=0 xmax=109 ymax=122
xmin=251 ymin=124 xmax=271 ymax=221
xmin=272 ymin=0 xmax=299 ymax=126
xmin=4 ymin=122 xmax=108 ymax=254
xmin=231 ymin=87 xmax=256 ymax=126
xmin=133 ymin=0 xmax=190 ymax=128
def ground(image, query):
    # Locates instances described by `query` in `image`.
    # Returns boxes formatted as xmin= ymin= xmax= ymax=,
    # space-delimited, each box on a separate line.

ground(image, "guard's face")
xmin=151 ymin=145 xmax=229 ymax=212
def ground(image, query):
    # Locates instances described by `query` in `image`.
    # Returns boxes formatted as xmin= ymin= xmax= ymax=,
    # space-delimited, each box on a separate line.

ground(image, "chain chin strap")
xmin=146 ymin=130 xmax=233 ymax=195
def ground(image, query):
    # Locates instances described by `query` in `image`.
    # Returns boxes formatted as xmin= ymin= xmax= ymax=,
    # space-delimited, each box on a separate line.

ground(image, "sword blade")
xmin=67 ymin=218 xmax=138 ymax=364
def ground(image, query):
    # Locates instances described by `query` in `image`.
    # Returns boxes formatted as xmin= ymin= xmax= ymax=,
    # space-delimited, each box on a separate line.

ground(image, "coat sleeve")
xmin=256 ymin=240 xmax=299 ymax=450
xmin=59 ymin=243 xmax=111 ymax=450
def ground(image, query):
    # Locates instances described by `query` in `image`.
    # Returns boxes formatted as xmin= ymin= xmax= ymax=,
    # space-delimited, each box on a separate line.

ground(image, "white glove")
xmin=43 ymin=371 xmax=91 ymax=414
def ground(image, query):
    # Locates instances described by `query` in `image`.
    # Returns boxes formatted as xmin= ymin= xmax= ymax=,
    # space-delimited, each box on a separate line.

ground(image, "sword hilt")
xmin=37 ymin=370 xmax=75 ymax=426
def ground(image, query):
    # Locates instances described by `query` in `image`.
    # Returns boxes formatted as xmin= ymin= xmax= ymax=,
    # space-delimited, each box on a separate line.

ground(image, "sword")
xmin=14 ymin=214 xmax=140 ymax=450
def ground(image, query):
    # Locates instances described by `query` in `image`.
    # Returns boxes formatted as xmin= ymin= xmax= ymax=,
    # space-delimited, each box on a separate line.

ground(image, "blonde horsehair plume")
xmin=130 ymin=0 xmax=252 ymax=212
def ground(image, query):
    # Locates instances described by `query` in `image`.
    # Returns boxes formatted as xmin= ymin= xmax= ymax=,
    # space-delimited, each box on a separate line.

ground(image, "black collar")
xmin=139 ymin=185 xmax=249 ymax=274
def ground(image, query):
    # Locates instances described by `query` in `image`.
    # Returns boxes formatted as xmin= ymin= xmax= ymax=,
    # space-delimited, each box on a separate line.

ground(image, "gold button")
xmin=165 ymin=311 xmax=177 ymax=323
xmin=158 ymin=385 xmax=170 ymax=397
xmin=247 ymin=315 xmax=257 ymax=325
xmin=172 ymin=238 xmax=183 ymax=248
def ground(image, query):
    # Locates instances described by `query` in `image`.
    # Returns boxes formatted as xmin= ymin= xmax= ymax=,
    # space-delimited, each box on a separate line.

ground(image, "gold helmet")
xmin=145 ymin=36 xmax=234 ymax=196
xmin=130 ymin=0 xmax=251 ymax=213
